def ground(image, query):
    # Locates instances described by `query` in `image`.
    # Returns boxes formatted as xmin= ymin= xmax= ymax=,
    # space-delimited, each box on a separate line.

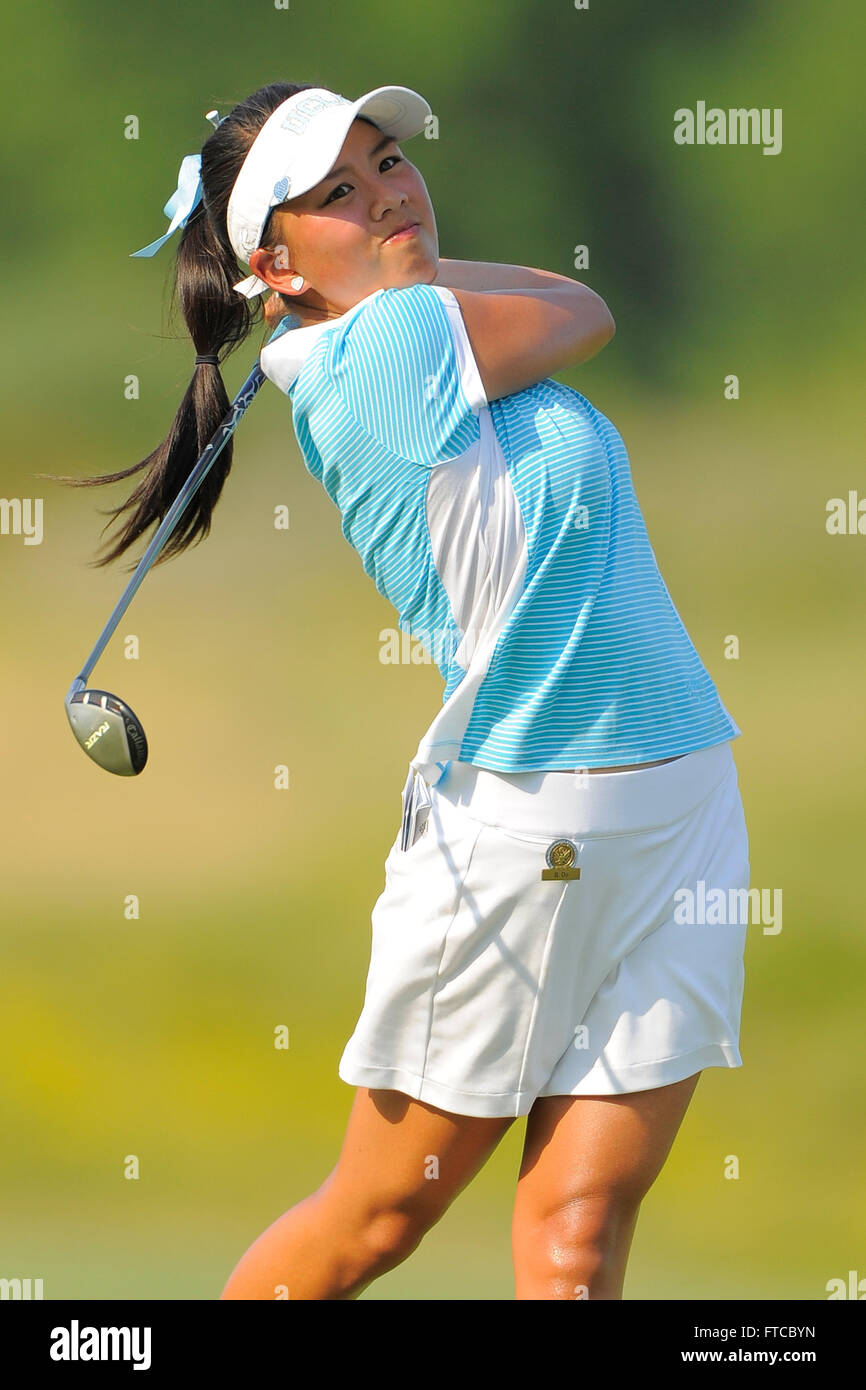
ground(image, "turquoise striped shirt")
xmin=259 ymin=281 xmax=740 ymax=776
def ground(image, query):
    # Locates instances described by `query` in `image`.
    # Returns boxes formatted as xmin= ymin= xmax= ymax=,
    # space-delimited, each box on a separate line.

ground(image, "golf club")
xmin=65 ymin=359 xmax=267 ymax=776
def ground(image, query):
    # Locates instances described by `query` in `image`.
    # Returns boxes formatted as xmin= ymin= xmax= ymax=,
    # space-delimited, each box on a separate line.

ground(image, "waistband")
xmin=432 ymin=741 xmax=736 ymax=837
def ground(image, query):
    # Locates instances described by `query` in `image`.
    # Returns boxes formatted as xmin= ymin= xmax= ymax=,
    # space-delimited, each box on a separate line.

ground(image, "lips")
xmin=383 ymin=220 xmax=419 ymax=243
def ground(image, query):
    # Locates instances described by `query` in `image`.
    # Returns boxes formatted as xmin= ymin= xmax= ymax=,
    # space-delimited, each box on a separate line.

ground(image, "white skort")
xmin=338 ymin=740 xmax=751 ymax=1118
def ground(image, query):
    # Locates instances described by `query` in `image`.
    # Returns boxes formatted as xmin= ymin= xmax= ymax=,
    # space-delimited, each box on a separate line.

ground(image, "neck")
xmin=287 ymin=289 xmax=346 ymax=329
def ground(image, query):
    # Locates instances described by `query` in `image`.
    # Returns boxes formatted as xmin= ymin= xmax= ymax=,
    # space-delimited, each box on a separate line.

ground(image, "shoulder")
xmin=327 ymin=282 xmax=487 ymax=415
xmin=334 ymin=281 xmax=459 ymax=352
xmin=260 ymin=283 xmax=465 ymax=398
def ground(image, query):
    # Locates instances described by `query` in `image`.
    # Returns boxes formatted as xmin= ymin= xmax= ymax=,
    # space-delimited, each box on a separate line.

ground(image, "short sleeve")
xmin=321 ymin=282 xmax=488 ymax=468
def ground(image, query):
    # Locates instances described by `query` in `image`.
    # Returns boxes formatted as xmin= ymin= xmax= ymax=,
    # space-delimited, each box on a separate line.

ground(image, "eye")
xmin=323 ymin=155 xmax=402 ymax=205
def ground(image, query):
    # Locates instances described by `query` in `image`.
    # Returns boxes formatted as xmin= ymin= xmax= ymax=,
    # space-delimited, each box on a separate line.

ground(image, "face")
xmin=249 ymin=116 xmax=440 ymax=324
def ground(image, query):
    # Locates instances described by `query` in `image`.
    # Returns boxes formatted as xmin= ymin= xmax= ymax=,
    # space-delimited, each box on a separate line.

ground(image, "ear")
xmin=248 ymin=242 xmax=296 ymax=291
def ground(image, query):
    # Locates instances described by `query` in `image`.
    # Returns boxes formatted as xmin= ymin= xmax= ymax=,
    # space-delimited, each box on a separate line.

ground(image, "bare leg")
xmin=512 ymin=1073 xmax=701 ymax=1299
xmin=221 ymin=1086 xmax=514 ymax=1299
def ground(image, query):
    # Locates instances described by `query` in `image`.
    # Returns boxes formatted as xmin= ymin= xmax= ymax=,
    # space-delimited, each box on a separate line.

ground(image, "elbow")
xmin=593 ymin=293 xmax=616 ymax=344
xmin=570 ymin=299 xmax=616 ymax=366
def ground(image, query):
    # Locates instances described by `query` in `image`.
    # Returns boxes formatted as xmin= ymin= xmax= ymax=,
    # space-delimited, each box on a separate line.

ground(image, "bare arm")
xmin=262 ymin=258 xmax=570 ymax=330
xmin=262 ymin=259 xmax=614 ymax=402
xmin=432 ymin=257 xmax=584 ymax=293
xmin=448 ymin=279 xmax=616 ymax=403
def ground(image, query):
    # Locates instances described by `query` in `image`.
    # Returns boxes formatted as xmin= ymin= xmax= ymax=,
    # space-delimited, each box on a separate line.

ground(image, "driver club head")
xmin=65 ymin=686 xmax=148 ymax=776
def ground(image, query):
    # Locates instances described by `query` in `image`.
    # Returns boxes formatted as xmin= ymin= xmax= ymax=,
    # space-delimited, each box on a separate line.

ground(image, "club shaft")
xmin=66 ymin=361 xmax=267 ymax=701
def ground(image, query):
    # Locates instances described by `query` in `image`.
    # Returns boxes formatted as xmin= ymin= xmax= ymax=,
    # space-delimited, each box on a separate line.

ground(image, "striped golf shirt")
xmin=259 ymin=280 xmax=741 ymax=787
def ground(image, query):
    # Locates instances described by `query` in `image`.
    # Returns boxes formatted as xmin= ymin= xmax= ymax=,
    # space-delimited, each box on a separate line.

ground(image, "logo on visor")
xmin=541 ymin=839 xmax=581 ymax=881
xmin=273 ymin=176 xmax=291 ymax=201
xmin=280 ymin=92 xmax=350 ymax=136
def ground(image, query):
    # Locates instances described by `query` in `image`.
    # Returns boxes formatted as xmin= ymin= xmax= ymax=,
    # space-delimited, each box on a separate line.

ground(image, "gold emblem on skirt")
xmin=541 ymin=839 xmax=581 ymax=880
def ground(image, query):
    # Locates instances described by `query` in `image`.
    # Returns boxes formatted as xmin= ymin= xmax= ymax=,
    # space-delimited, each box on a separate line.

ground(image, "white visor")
xmin=226 ymin=85 xmax=432 ymax=297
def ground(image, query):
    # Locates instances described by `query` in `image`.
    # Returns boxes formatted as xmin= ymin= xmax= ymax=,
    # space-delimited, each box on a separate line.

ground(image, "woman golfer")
xmin=84 ymin=80 xmax=751 ymax=1299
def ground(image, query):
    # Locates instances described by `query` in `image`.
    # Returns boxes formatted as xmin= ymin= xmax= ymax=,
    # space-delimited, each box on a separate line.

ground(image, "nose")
xmin=373 ymin=193 xmax=407 ymax=224
xmin=370 ymin=175 xmax=408 ymax=223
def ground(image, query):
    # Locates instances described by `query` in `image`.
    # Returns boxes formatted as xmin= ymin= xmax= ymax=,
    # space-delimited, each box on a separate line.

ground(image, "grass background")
xmin=1 ymin=0 xmax=863 ymax=1298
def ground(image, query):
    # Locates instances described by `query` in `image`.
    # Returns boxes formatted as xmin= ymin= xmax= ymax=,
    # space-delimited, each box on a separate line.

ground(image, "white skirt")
xmin=338 ymin=740 xmax=751 ymax=1118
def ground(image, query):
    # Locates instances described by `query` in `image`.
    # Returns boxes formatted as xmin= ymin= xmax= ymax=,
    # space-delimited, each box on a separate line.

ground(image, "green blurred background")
xmin=1 ymin=0 xmax=863 ymax=1300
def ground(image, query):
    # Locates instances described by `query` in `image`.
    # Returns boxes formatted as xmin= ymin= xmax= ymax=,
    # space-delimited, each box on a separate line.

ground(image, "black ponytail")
xmin=41 ymin=81 xmax=316 ymax=571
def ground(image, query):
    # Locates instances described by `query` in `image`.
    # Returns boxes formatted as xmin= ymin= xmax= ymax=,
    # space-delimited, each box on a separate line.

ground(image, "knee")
xmin=536 ymin=1188 xmax=639 ymax=1252
xmin=513 ymin=1189 xmax=642 ymax=1285
xmin=357 ymin=1200 xmax=437 ymax=1273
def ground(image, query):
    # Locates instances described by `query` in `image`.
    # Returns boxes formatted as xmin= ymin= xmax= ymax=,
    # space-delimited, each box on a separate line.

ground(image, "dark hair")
xmin=43 ymin=81 xmax=324 ymax=572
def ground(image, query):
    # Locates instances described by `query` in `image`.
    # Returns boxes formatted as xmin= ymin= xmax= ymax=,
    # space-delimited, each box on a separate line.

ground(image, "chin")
xmin=396 ymin=254 xmax=439 ymax=285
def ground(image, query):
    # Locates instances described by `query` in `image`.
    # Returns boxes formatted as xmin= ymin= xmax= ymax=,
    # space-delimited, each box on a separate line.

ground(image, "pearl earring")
xmin=290 ymin=275 xmax=304 ymax=290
